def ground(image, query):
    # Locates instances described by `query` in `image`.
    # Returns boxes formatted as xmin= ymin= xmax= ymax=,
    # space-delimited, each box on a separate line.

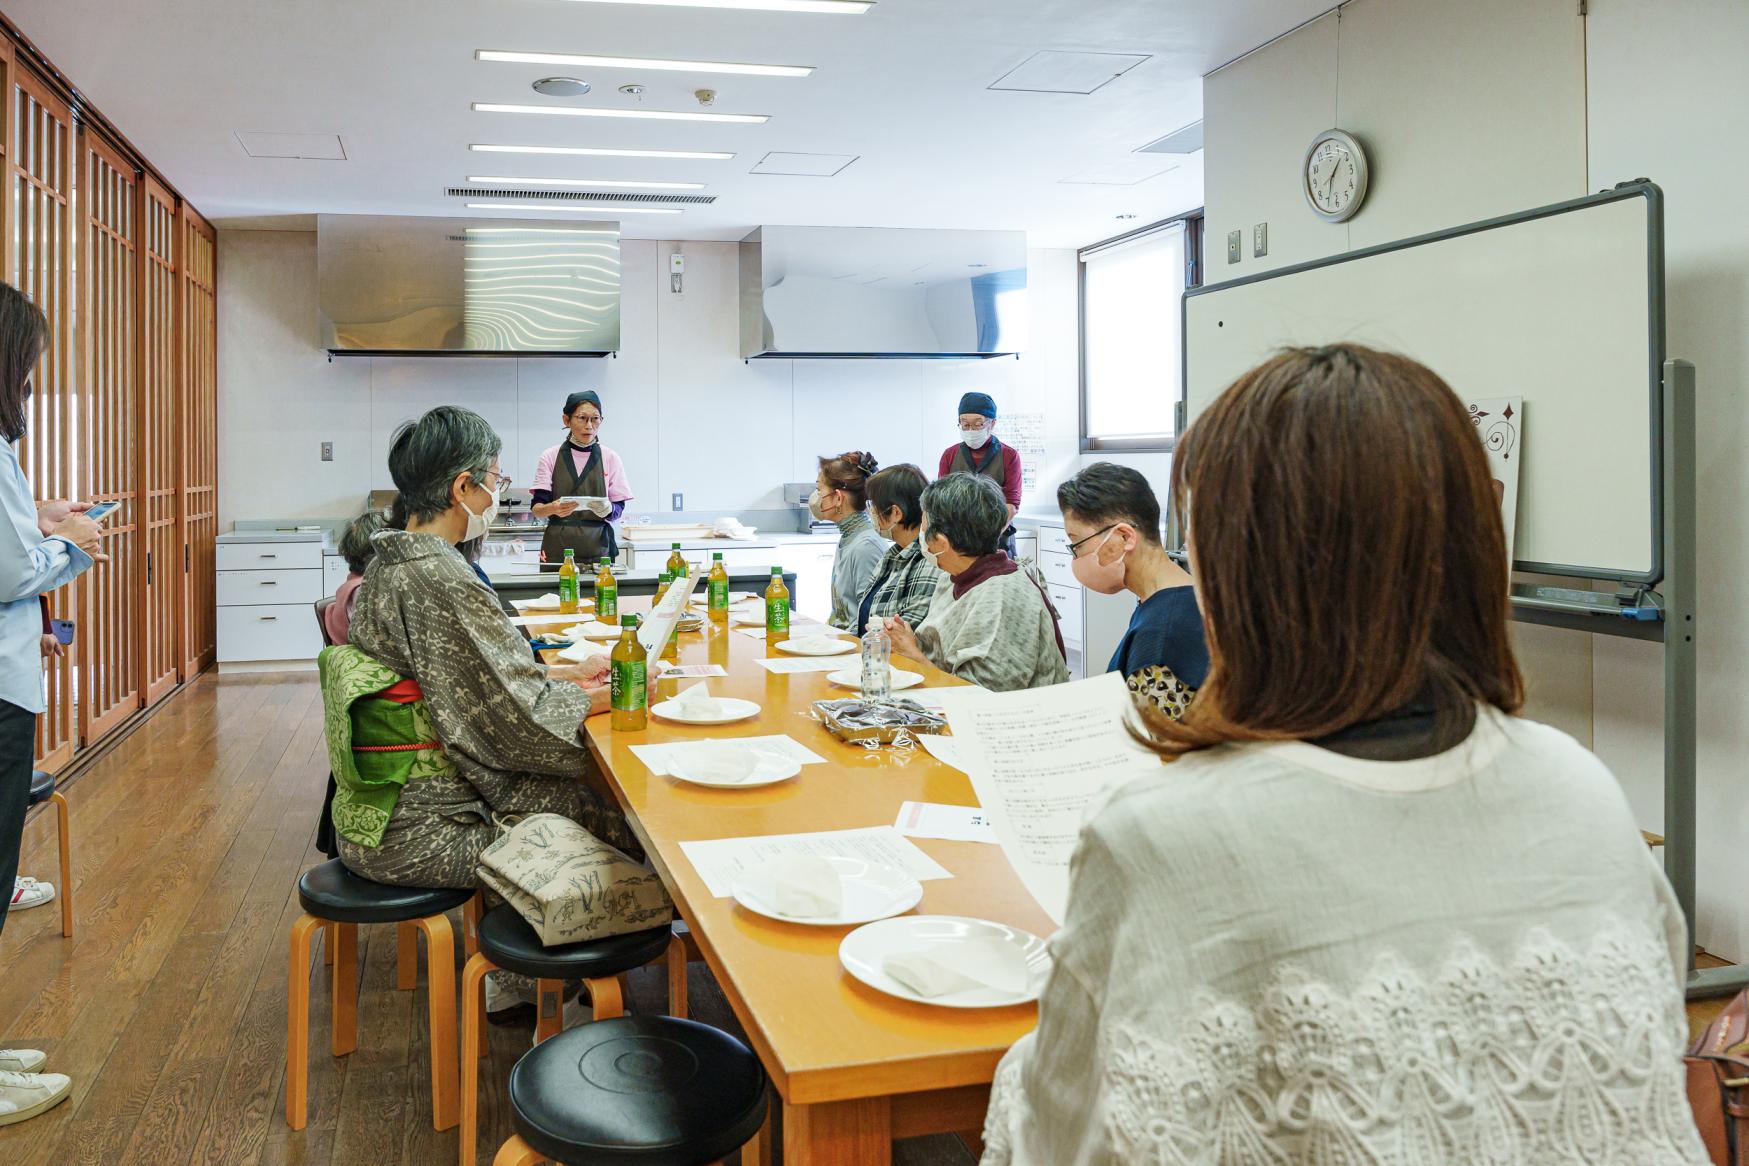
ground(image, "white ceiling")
xmin=5 ymin=0 xmax=1332 ymax=248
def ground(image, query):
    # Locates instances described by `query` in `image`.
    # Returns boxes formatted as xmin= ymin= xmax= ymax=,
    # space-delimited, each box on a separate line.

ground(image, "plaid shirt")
xmin=862 ymin=539 xmax=943 ymax=628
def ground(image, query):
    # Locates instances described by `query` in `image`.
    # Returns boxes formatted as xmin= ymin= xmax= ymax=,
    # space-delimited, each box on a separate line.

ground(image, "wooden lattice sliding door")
xmin=180 ymin=208 xmax=216 ymax=677
xmin=11 ymin=68 xmax=75 ymax=770
xmin=78 ymin=128 xmax=141 ymax=743
xmin=140 ymin=177 xmax=180 ymax=705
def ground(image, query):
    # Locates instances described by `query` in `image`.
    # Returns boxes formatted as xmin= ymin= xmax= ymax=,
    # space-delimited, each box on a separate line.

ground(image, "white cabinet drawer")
xmin=1037 ymin=524 xmax=1071 ymax=555
xmin=1047 ymin=583 xmax=1084 ymax=643
xmin=217 ymin=542 xmax=323 ymax=572
xmin=217 ymin=568 xmax=324 ymax=607
xmin=217 ymin=603 xmax=324 ymax=662
xmin=1039 ymin=549 xmax=1078 ymax=590
xmin=323 ymin=554 xmax=351 ymax=597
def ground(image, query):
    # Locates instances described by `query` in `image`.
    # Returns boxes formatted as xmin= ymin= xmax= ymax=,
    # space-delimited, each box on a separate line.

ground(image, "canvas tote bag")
xmin=477 ymin=813 xmax=673 ymax=946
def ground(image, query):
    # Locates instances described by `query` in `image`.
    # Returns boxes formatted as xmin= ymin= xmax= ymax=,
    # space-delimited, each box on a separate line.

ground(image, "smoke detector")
xmin=695 ymin=89 xmax=717 ymax=107
xmin=532 ymin=77 xmax=591 ymax=97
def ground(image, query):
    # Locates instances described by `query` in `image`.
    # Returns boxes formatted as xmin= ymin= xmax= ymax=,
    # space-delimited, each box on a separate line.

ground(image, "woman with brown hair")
xmin=811 ymin=450 xmax=887 ymax=629
xmin=980 ymin=345 xmax=1704 ymax=1164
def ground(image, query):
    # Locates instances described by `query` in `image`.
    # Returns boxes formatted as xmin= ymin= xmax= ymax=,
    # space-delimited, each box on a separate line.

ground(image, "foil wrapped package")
xmin=813 ymin=698 xmax=949 ymax=745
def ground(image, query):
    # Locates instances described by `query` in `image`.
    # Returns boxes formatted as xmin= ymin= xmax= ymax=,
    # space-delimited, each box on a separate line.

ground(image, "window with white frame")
xmin=1080 ymin=217 xmax=1196 ymax=450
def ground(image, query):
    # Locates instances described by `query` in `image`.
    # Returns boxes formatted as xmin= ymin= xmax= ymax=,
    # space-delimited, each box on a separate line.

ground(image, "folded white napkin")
xmin=671 ymin=681 xmax=721 ymax=717
xmin=766 ymin=855 xmax=843 ymax=918
xmin=515 ymin=593 xmax=562 ymax=611
xmin=585 ymin=498 xmax=614 ymax=518
xmin=883 ymin=937 xmax=1030 ymax=997
xmin=557 ymin=640 xmax=609 ymax=664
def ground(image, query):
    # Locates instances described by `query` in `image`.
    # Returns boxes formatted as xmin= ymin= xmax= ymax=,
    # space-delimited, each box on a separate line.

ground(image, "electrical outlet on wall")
xmin=1227 ymin=230 xmax=1242 ymax=264
xmin=320 ymin=441 xmax=333 ymax=462
xmin=671 ymin=492 xmax=684 ymax=511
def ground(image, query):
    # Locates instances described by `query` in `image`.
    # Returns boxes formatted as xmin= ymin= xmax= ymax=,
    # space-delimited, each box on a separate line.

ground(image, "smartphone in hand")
xmin=84 ymin=501 xmax=120 ymax=522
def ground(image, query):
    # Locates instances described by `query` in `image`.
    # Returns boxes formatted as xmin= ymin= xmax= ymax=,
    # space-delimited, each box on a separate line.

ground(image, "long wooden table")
xmin=550 ymin=602 xmax=1051 ymax=1164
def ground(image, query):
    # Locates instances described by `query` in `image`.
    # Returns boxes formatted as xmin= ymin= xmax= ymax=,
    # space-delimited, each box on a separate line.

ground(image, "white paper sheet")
xmin=638 ymin=569 xmax=701 ymax=657
xmin=914 ymin=685 xmax=992 ymax=725
xmin=894 ymin=800 xmax=997 ymax=844
xmin=734 ymin=620 xmax=824 ymax=641
xmin=510 ymin=611 xmax=589 ymax=628
xmin=655 ymin=664 xmax=727 ymax=679
xmin=679 ymin=826 xmax=951 ymax=898
xmin=628 ymin=734 xmax=830 ymax=778
xmin=916 ymin=733 xmax=972 ymax=773
xmin=755 ymin=655 xmax=856 ymax=675
xmin=951 ymin=671 xmax=1162 ymax=924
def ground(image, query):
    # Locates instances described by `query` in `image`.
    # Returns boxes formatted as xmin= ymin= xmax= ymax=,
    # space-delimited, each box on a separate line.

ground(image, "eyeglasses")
xmin=958 ymin=422 xmax=989 ymax=433
xmin=574 ymin=414 xmax=603 ymax=427
xmin=479 ymin=468 xmax=513 ymax=491
xmin=1066 ymin=524 xmax=1116 ymax=558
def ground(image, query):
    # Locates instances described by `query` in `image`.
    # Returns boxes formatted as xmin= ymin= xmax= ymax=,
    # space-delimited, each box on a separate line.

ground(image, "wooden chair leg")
xmin=50 ymin=791 xmax=71 ymax=938
xmin=285 ymin=914 xmax=323 ymax=1130
xmin=331 ymin=922 xmax=359 ymax=1057
xmin=491 ymin=1134 xmax=546 ymax=1166
xmin=397 ymin=920 xmax=419 ymax=990
xmin=589 ymin=974 xmax=624 ymax=1022
xmin=417 ymin=913 xmax=461 ymax=1131
xmin=324 ymin=920 xmax=335 ymax=966
xmin=460 ymin=952 xmax=498 ymax=1166
xmin=739 ymin=1104 xmax=773 ymax=1166
xmin=463 ymin=890 xmax=483 ymax=959
xmin=534 ymin=979 xmax=565 ymax=1044
xmin=666 ymin=934 xmax=688 ymax=1018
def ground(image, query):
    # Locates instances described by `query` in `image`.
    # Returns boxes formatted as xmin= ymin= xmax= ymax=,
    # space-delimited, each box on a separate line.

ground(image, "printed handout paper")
xmin=679 ymin=826 xmax=951 ymax=897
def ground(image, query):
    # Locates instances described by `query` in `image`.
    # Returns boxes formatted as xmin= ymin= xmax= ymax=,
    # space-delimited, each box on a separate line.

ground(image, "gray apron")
xmin=541 ymin=441 xmax=616 ymax=564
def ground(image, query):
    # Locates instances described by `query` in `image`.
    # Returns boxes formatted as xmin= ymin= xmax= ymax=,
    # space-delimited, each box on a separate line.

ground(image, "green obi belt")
xmin=318 ymin=645 xmax=457 ymax=849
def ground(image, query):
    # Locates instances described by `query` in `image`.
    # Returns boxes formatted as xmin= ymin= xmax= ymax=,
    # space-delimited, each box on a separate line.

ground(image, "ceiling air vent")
xmin=446 ymin=186 xmax=715 ymax=206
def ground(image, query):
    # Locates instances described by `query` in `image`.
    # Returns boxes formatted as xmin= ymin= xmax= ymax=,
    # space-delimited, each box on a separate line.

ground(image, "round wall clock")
xmin=1304 ymin=129 xmax=1369 ymax=223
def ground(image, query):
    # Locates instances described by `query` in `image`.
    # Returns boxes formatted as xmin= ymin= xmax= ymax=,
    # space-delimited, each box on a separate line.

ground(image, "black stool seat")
xmin=477 ymin=903 xmax=673 ymax=981
xmin=296 ymin=859 xmax=473 ymax=925
xmin=509 ymin=1015 xmax=767 ymax=1166
xmin=28 ymin=770 xmax=53 ymax=805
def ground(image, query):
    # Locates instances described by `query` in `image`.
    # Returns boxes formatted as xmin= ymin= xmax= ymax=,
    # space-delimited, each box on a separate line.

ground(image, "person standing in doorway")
xmin=0 ymin=281 xmax=103 ymax=1124
xmin=937 ymin=391 xmax=1021 ymax=556
xmin=529 ymin=390 xmax=634 ymax=566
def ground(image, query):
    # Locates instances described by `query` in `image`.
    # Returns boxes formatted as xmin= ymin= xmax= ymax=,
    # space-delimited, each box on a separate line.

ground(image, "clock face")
xmin=1304 ymin=131 xmax=1368 ymax=222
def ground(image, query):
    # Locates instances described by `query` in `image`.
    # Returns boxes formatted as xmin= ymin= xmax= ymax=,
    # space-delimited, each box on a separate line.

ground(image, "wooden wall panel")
xmin=79 ymin=128 xmax=141 ymax=744
xmin=141 ymin=177 xmax=180 ymax=704
xmin=181 ymin=208 xmax=217 ymax=676
xmin=11 ymin=68 xmax=75 ymax=770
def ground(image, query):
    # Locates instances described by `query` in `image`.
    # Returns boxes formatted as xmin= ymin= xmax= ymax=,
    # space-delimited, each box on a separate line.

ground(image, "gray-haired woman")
xmin=337 ymin=406 xmax=637 ymax=894
xmin=884 ymin=473 xmax=1068 ymax=692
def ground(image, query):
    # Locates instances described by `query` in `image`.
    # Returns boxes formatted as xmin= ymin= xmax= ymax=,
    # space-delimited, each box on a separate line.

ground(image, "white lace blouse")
xmin=981 ymin=707 xmax=1708 ymax=1165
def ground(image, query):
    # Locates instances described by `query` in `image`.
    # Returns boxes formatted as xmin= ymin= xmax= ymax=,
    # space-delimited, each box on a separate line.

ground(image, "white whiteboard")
xmin=1185 ymin=187 xmax=1662 ymax=581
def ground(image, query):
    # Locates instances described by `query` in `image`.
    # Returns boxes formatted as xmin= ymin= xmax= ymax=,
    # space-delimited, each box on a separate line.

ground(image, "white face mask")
xmin=807 ymin=488 xmax=827 ymax=521
xmin=919 ymin=531 xmax=943 ymax=570
xmin=960 ymin=426 xmax=991 ymax=450
xmin=462 ymin=479 xmax=501 ymax=542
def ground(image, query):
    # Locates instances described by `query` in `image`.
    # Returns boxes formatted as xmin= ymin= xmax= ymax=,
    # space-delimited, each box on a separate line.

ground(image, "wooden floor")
xmin=0 ymin=673 xmax=973 ymax=1166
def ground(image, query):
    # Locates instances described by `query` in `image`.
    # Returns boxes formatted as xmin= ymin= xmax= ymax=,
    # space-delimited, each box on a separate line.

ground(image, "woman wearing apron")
xmin=529 ymin=390 xmax=634 ymax=564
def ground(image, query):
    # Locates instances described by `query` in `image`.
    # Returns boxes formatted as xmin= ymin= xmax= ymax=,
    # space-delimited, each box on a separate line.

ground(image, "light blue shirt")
xmin=1 ymin=441 xmax=92 ymax=714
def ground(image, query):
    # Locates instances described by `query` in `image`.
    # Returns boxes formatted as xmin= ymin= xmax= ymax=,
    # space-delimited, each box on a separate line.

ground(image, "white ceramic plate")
xmin=569 ymin=620 xmax=625 ymax=639
xmin=734 ymin=856 xmax=922 ymax=926
xmin=650 ymin=696 xmax=762 ymax=725
xmin=838 ymin=916 xmax=1052 ymax=1009
xmin=825 ymin=666 xmax=926 ymax=691
xmin=775 ymin=635 xmax=858 ymax=657
xmin=668 ymin=745 xmax=800 ymax=788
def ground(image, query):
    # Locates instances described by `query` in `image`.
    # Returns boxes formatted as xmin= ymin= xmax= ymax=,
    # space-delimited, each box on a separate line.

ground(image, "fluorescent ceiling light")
xmin=546 ymin=0 xmax=869 ymax=11
xmin=465 ymin=201 xmax=681 ymax=215
xmin=464 ymin=227 xmax=619 ymax=235
xmin=476 ymin=50 xmax=813 ymax=78
xmin=467 ymin=175 xmax=705 ymax=190
xmin=472 ymin=143 xmax=734 ymax=160
xmin=474 ymin=102 xmax=768 ymax=125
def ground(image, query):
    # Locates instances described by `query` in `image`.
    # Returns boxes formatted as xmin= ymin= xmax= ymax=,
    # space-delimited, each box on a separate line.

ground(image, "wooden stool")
xmin=26 ymin=770 xmax=72 ymax=938
xmin=489 ymin=1015 xmax=769 ymax=1166
xmin=460 ymin=905 xmax=686 ymax=1166
xmin=285 ymin=859 xmax=476 ymax=1132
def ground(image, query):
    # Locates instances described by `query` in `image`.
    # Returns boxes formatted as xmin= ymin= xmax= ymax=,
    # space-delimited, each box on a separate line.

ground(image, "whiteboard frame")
xmin=1181 ymin=181 xmax=1666 ymax=585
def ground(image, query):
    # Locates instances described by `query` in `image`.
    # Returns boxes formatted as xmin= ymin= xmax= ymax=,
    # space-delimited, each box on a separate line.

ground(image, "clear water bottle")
xmin=861 ymin=619 xmax=892 ymax=702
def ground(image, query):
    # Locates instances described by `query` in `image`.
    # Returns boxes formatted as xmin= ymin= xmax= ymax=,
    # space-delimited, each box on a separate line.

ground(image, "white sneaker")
xmin=9 ymin=878 xmax=54 ymax=911
xmin=0 ymin=1070 xmax=71 ymax=1126
xmin=0 ymin=1050 xmax=45 ymax=1073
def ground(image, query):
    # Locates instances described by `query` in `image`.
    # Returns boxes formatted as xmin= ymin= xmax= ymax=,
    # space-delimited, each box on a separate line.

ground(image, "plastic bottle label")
xmin=709 ymin=578 xmax=728 ymax=610
xmin=599 ymin=584 xmax=617 ymax=618
xmin=611 ymin=659 xmax=646 ymax=712
xmin=767 ymin=595 xmax=789 ymax=632
xmin=558 ymin=574 xmax=579 ymax=606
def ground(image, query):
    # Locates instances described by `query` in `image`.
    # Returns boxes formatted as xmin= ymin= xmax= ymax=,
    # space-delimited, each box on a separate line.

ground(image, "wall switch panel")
xmin=320 ymin=441 xmax=333 ymax=462
xmin=1253 ymin=222 xmax=1269 ymax=257
xmin=671 ymin=492 xmax=684 ymax=511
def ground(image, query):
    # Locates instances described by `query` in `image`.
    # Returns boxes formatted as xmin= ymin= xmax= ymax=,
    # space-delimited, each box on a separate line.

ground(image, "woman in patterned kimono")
xmin=336 ymin=405 xmax=638 ymax=892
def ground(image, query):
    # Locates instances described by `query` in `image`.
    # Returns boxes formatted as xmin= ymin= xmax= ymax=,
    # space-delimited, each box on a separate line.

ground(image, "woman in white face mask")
xmin=333 ymin=407 xmax=642 ymax=917
xmin=1057 ymin=462 xmax=1209 ymax=720
xmin=813 ymin=451 xmax=888 ymax=630
xmin=937 ymin=391 xmax=1022 ymax=556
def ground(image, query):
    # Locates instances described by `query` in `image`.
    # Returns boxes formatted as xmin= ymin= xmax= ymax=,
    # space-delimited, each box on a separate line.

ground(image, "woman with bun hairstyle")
xmin=812 ymin=451 xmax=887 ymax=630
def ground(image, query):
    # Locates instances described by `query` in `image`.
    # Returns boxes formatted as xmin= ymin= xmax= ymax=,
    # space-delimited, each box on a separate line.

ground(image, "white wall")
xmin=1197 ymin=0 xmax=1595 ymax=747
xmin=216 ymin=233 xmax=1080 ymax=528
xmin=1585 ymin=0 xmax=1749 ymax=960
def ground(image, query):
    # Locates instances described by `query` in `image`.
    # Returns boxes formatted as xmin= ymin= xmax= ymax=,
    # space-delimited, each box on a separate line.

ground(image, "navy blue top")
xmin=1108 ymin=585 xmax=1210 ymax=689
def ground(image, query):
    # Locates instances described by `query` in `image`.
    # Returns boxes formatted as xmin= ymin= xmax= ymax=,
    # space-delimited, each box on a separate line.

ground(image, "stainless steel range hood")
xmin=740 ymin=226 xmax=1027 ymax=360
xmin=318 ymin=214 xmax=620 ymax=356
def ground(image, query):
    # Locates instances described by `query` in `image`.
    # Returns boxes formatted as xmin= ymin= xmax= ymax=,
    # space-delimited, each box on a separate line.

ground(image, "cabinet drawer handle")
xmin=258 ymin=580 xmax=277 ymax=586
xmin=258 ymin=553 xmax=277 ymax=559
xmin=259 ymin=616 xmax=278 ymax=622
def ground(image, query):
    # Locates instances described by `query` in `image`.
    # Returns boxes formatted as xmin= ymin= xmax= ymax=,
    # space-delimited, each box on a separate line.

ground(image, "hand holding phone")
xmin=84 ymin=501 xmax=120 ymax=522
